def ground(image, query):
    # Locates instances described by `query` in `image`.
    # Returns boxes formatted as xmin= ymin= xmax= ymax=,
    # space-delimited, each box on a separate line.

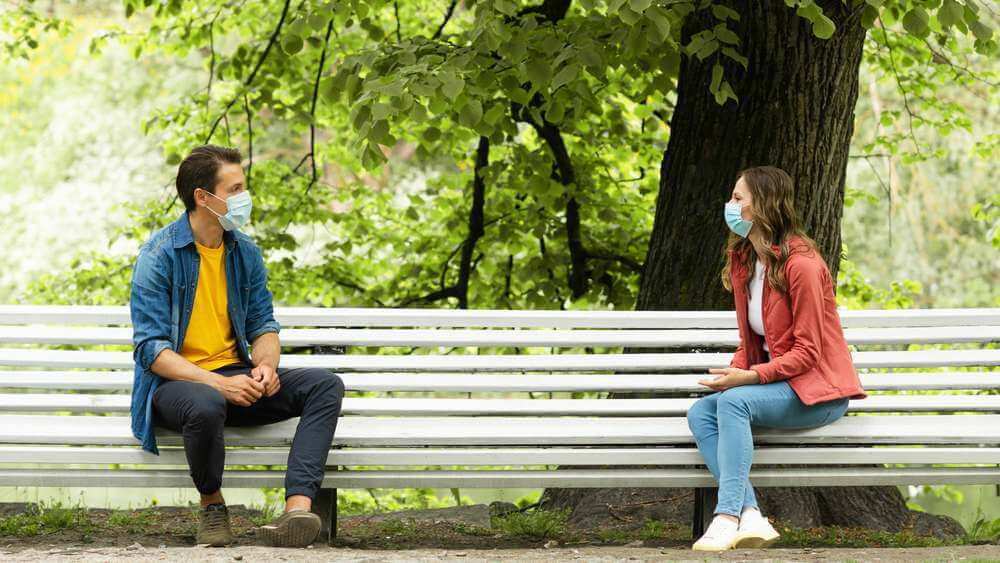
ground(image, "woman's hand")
xmin=698 ymin=367 xmax=760 ymax=391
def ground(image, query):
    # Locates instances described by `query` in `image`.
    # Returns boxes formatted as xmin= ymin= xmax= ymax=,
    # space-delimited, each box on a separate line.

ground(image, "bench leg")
xmin=312 ymin=486 xmax=337 ymax=545
xmin=691 ymin=487 xmax=718 ymax=539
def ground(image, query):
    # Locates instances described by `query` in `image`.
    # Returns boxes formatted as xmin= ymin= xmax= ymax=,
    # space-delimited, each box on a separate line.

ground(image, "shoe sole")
xmin=733 ymin=531 xmax=780 ymax=549
xmin=256 ymin=511 xmax=322 ymax=548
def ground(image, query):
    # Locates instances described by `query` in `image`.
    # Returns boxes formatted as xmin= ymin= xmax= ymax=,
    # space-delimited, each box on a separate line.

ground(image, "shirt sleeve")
xmin=750 ymin=257 xmax=827 ymax=384
xmin=245 ymin=246 xmax=281 ymax=343
xmin=130 ymin=248 xmax=173 ymax=372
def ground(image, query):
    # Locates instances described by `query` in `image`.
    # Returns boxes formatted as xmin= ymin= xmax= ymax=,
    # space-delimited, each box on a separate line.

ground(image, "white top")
xmin=748 ymin=259 xmax=769 ymax=352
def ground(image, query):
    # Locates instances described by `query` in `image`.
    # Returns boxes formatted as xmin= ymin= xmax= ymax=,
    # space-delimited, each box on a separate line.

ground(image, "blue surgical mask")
xmin=724 ymin=201 xmax=752 ymax=238
xmin=206 ymin=190 xmax=252 ymax=231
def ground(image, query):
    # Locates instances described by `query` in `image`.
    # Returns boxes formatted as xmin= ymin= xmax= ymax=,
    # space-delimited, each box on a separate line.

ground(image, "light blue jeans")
xmin=686 ymin=381 xmax=850 ymax=517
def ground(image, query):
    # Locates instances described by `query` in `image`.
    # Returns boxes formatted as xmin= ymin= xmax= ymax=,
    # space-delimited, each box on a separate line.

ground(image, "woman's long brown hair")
xmin=721 ymin=166 xmax=819 ymax=293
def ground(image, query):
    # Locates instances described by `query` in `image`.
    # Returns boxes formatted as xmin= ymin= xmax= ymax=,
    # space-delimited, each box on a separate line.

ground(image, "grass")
xmin=774 ymin=524 xmax=962 ymax=548
xmin=105 ymin=509 xmax=158 ymax=534
xmin=0 ymin=503 xmax=92 ymax=538
xmin=490 ymin=508 xmax=569 ymax=540
xmin=965 ymin=513 xmax=1000 ymax=544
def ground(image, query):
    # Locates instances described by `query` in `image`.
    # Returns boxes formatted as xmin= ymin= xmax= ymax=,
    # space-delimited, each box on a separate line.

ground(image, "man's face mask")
xmin=204 ymin=190 xmax=252 ymax=231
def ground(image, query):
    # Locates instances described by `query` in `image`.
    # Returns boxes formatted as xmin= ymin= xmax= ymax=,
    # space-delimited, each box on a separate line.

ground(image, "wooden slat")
xmin=0 ymin=467 xmax=996 ymax=488
xmin=1 ymin=348 xmax=998 ymax=371
xmin=2 ymin=371 xmax=999 ymax=393
xmin=1 ymin=414 xmax=998 ymax=447
xmin=3 ymin=445 xmax=1000 ymax=466
xmin=1 ymin=325 xmax=996 ymax=348
xmin=1 ymin=305 xmax=998 ymax=329
xmin=3 ymin=394 xmax=1000 ymax=415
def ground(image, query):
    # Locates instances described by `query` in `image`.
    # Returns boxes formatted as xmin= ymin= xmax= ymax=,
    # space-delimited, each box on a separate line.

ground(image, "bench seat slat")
xmin=2 ymin=394 xmax=1000 ymax=415
xmin=2 ymin=305 xmax=998 ymax=329
xmin=1 ymin=348 xmax=997 ymax=371
xmin=2 ymin=371 xmax=999 ymax=392
xmin=2 ymin=326 xmax=996 ymax=348
xmin=0 ymin=467 xmax=996 ymax=488
xmin=2 ymin=414 xmax=998 ymax=446
xmin=3 ymin=445 xmax=1000 ymax=466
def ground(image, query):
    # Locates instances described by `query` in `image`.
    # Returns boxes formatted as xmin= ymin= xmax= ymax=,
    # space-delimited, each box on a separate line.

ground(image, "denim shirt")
xmin=129 ymin=212 xmax=280 ymax=454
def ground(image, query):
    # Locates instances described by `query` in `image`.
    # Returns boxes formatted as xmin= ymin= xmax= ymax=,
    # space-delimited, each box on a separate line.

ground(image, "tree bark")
xmin=543 ymin=0 xmax=963 ymax=537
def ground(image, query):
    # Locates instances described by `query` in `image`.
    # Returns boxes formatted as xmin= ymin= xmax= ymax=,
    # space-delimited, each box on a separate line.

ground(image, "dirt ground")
xmin=3 ymin=502 xmax=998 ymax=561
xmin=4 ymin=544 xmax=1000 ymax=562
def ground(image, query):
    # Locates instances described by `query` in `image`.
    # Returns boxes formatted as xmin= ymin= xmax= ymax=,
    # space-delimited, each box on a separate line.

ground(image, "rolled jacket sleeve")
xmin=130 ymin=249 xmax=174 ymax=372
xmin=244 ymin=247 xmax=280 ymax=343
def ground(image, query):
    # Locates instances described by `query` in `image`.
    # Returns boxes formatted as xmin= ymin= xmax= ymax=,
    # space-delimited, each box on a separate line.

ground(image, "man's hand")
xmin=214 ymin=374 xmax=265 ymax=406
xmin=251 ymin=363 xmax=281 ymax=397
xmin=698 ymin=367 xmax=760 ymax=391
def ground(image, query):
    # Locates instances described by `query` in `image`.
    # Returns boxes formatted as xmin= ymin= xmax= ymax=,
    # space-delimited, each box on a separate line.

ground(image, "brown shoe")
xmin=196 ymin=504 xmax=234 ymax=547
xmin=255 ymin=510 xmax=322 ymax=547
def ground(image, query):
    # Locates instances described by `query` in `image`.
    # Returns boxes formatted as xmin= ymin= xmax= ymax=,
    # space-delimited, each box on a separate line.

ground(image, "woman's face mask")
xmin=724 ymin=200 xmax=753 ymax=238
xmin=204 ymin=189 xmax=252 ymax=231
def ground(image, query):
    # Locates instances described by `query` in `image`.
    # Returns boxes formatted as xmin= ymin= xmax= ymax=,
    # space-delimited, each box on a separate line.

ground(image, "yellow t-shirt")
xmin=181 ymin=241 xmax=241 ymax=371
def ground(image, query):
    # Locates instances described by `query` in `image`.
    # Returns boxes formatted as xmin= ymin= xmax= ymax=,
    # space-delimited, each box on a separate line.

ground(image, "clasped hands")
xmin=215 ymin=364 xmax=280 ymax=407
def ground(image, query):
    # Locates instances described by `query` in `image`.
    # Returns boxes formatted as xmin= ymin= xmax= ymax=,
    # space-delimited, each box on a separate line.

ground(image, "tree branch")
xmin=204 ymin=0 xmax=291 ymax=144
xmin=432 ymin=0 xmax=458 ymax=40
xmin=243 ymin=93 xmax=253 ymax=190
xmin=454 ymin=136 xmax=490 ymax=308
xmin=394 ymin=0 xmax=402 ymax=42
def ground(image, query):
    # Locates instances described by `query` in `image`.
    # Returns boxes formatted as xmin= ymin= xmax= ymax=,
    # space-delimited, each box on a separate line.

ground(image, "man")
xmin=129 ymin=145 xmax=344 ymax=547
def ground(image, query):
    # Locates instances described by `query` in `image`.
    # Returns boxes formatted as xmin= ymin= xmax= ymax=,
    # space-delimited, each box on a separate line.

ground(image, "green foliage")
xmin=491 ymin=508 xmax=568 ymax=539
xmin=337 ymin=487 xmax=468 ymax=516
xmin=965 ymin=510 xmax=1000 ymax=543
xmin=0 ymin=502 xmax=92 ymax=537
xmin=6 ymin=0 xmax=996 ymax=315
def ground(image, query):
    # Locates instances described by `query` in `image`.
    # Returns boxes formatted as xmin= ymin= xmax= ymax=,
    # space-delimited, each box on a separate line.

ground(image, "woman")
xmin=688 ymin=166 xmax=867 ymax=552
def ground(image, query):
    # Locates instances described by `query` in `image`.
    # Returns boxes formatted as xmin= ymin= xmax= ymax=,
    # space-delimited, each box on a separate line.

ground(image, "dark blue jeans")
xmin=152 ymin=364 xmax=344 ymax=500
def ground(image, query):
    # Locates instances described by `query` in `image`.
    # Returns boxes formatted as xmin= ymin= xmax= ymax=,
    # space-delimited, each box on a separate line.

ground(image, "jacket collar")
xmin=171 ymin=211 xmax=236 ymax=250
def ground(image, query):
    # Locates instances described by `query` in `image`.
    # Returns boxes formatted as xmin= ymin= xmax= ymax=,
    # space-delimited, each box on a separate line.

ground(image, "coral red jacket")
xmin=729 ymin=237 xmax=867 ymax=405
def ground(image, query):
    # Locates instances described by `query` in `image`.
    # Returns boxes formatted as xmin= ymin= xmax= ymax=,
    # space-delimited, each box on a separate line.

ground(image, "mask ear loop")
xmin=199 ymin=188 xmax=227 ymax=218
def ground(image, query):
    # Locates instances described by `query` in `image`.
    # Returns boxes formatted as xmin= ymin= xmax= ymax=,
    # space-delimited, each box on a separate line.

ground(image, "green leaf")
xmin=619 ymin=6 xmax=642 ymax=26
xmin=484 ymin=103 xmax=505 ymax=125
xmin=371 ymin=103 xmax=393 ymax=120
xmin=722 ymin=47 xmax=748 ymax=69
xmin=812 ymin=14 xmax=836 ymax=39
xmin=646 ymin=6 xmax=672 ymax=40
xmin=422 ymin=127 xmax=441 ymax=142
xmin=545 ymin=98 xmax=566 ymax=123
xmin=495 ymin=0 xmax=518 ymax=16
xmin=710 ymin=63 xmax=723 ymax=93
xmin=459 ymin=99 xmax=483 ymax=127
xmin=711 ymin=5 xmax=740 ymax=21
xmin=439 ymin=72 xmax=465 ymax=100
xmin=694 ymin=38 xmax=719 ymax=60
xmin=861 ymin=4 xmax=879 ymax=29
xmin=969 ymin=20 xmax=993 ymax=41
xmin=628 ymin=0 xmax=652 ymax=13
xmin=281 ymin=34 xmax=304 ymax=55
xmin=525 ymin=59 xmax=551 ymax=88
xmin=714 ymin=23 xmax=740 ymax=45
xmin=902 ymin=7 xmax=929 ymax=37
xmin=368 ymin=119 xmax=390 ymax=143
xmin=938 ymin=0 xmax=963 ymax=29
xmin=551 ymin=64 xmax=579 ymax=90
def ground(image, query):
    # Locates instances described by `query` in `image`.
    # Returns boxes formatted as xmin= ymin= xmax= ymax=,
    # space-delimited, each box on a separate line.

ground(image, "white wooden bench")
xmin=1 ymin=305 xmax=998 ymax=543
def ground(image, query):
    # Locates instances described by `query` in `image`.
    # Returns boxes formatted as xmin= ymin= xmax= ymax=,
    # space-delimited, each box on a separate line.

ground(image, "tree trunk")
xmin=543 ymin=0 xmax=963 ymax=538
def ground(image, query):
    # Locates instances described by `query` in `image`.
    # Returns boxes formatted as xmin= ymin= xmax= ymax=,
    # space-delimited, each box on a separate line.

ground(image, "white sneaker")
xmin=733 ymin=507 xmax=780 ymax=548
xmin=692 ymin=515 xmax=739 ymax=551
